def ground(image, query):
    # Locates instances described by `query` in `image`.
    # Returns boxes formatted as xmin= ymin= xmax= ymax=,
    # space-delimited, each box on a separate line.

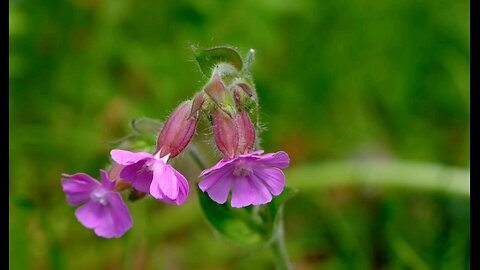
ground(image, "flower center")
xmin=143 ymin=152 xmax=170 ymax=172
xmin=232 ymin=161 xmax=253 ymax=177
xmin=143 ymin=160 xmax=155 ymax=171
xmin=90 ymin=188 xmax=109 ymax=206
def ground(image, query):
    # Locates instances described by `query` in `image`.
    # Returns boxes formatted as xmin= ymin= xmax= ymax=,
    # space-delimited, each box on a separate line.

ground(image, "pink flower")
xmin=198 ymin=150 xmax=290 ymax=208
xmin=61 ymin=170 xmax=133 ymax=238
xmin=110 ymin=149 xmax=189 ymax=205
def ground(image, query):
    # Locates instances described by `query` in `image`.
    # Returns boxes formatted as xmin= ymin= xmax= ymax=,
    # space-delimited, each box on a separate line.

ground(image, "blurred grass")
xmin=9 ymin=0 xmax=469 ymax=269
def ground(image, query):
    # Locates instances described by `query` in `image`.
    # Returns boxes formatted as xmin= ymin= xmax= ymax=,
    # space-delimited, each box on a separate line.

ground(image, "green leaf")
xmin=130 ymin=117 xmax=163 ymax=136
xmin=197 ymin=187 xmax=264 ymax=246
xmin=192 ymin=45 xmax=243 ymax=76
xmin=107 ymin=117 xmax=163 ymax=152
xmin=197 ymin=185 xmax=297 ymax=246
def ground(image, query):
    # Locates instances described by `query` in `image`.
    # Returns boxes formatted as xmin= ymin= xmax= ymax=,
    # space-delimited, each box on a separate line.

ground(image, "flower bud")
xmin=213 ymin=109 xmax=239 ymax=159
xmin=189 ymin=91 xmax=206 ymax=119
xmin=107 ymin=162 xmax=132 ymax=191
xmin=156 ymin=101 xmax=198 ymax=158
xmin=235 ymin=110 xmax=256 ymax=155
xmin=231 ymin=85 xmax=252 ymax=107
xmin=235 ymin=82 xmax=254 ymax=98
xmin=203 ymin=75 xmax=236 ymax=117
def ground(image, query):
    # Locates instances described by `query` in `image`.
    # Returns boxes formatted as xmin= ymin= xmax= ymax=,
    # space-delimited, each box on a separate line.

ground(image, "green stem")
xmin=252 ymin=119 xmax=292 ymax=270
xmin=270 ymin=208 xmax=292 ymax=270
xmin=287 ymin=160 xmax=469 ymax=198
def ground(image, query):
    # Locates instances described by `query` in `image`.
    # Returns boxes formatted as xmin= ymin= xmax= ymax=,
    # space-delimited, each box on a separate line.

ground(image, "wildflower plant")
xmin=61 ymin=46 xmax=295 ymax=269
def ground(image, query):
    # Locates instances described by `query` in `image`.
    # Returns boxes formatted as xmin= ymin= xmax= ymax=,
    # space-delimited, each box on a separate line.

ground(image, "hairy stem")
xmin=270 ymin=207 xmax=292 ymax=270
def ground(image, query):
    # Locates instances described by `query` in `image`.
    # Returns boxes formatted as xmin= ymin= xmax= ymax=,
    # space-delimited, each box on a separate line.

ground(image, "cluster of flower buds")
xmin=61 ymin=46 xmax=290 ymax=238
xmin=198 ymin=68 xmax=289 ymax=208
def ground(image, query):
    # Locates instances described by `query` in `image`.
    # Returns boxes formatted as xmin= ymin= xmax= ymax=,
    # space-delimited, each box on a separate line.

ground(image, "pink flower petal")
xmin=199 ymin=166 xmax=234 ymax=192
xmin=199 ymin=158 xmax=237 ymax=177
xmin=150 ymin=188 xmax=170 ymax=202
xmin=156 ymin=193 xmax=178 ymax=204
xmin=61 ymin=173 xmax=100 ymax=206
xmin=120 ymin=160 xmax=153 ymax=193
xmin=149 ymin=163 xmax=166 ymax=200
xmin=239 ymin=150 xmax=264 ymax=157
xmin=151 ymin=162 xmax=179 ymax=200
xmin=206 ymin=173 xmax=233 ymax=204
xmin=110 ymin=149 xmax=152 ymax=165
xmin=100 ymin=170 xmax=115 ymax=191
xmin=255 ymin=151 xmax=290 ymax=168
xmin=172 ymin=169 xmax=189 ymax=205
xmin=231 ymin=176 xmax=256 ymax=208
xmin=249 ymin=175 xmax=273 ymax=205
xmin=74 ymin=200 xmax=106 ymax=229
xmin=150 ymin=166 xmax=188 ymax=205
xmin=253 ymin=167 xmax=285 ymax=196
xmin=94 ymin=193 xmax=133 ymax=238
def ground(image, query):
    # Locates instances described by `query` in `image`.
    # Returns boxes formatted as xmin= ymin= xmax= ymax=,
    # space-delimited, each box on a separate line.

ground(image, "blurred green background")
xmin=9 ymin=0 xmax=469 ymax=269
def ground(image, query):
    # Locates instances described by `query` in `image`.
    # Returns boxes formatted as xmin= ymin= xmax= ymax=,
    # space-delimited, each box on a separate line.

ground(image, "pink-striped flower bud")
xmin=231 ymin=85 xmax=253 ymax=107
xmin=229 ymin=78 xmax=256 ymax=103
xmin=189 ymin=91 xmax=206 ymax=119
xmin=234 ymin=81 xmax=254 ymax=98
xmin=213 ymin=109 xmax=239 ymax=159
xmin=213 ymin=108 xmax=256 ymax=159
xmin=203 ymin=74 xmax=236 ymax=117
xmin=235 ymin=110 xmax=256 ymax=155
xmin=156 ymin=101 xmax=198 ymax=158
